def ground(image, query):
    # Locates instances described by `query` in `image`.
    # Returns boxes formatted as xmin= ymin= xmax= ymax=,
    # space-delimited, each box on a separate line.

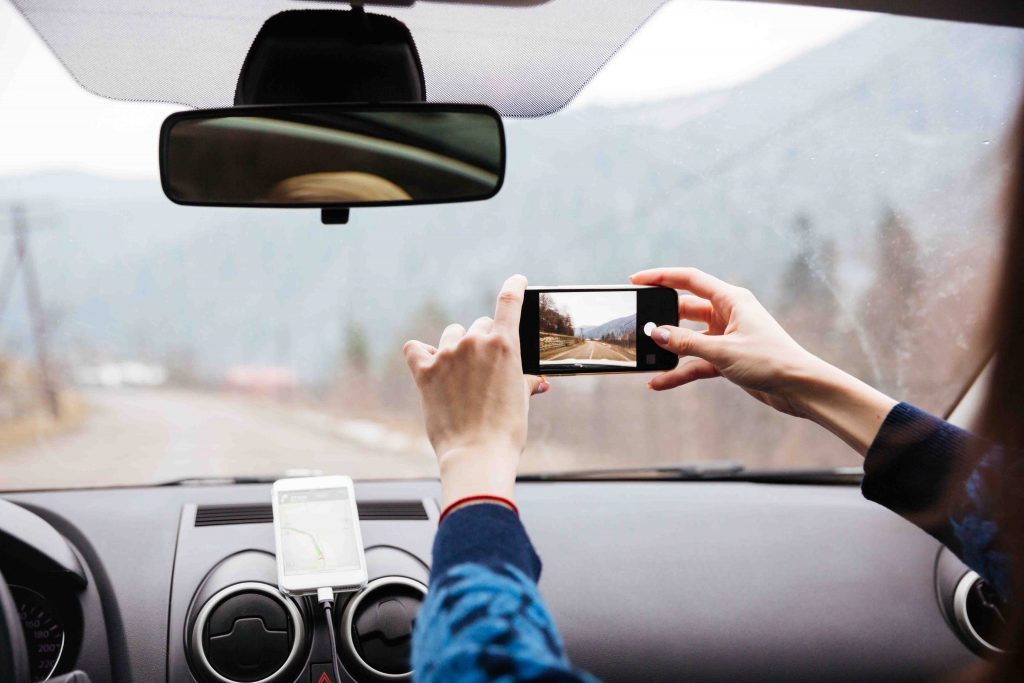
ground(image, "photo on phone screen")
xmin=539 ymin=291 xmax=637 ymax=368
xmin=278 ymin=488 xmax=361 ymax=576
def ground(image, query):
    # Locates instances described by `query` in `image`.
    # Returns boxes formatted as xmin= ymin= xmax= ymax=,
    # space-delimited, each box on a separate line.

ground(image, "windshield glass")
xmin=1 ymin=2 xmax=1021 ymax=490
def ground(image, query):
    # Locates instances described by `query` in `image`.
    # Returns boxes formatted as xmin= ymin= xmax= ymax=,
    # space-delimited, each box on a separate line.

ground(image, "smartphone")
xmin=520 ymin=285 xmax=680 ymax=376
xmin=271 ymin=475 xmax=368 ymax=595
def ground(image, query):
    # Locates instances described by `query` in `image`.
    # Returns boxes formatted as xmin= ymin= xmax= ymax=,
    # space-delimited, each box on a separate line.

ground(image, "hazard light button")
xmin=310 ymin=663 xmax=336 ymax=683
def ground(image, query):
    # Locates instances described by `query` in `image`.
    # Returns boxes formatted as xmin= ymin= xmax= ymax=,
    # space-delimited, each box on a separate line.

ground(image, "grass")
xmin=0 ymin=392 xmax=88 ymax=453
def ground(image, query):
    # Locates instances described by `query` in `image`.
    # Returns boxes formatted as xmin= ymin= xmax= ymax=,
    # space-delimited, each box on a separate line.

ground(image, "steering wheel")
xmin=0 ymin=568 xmax=30 ymax=683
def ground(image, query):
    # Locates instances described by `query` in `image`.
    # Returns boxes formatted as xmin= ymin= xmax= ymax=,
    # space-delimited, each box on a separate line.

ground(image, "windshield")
xmin=1 ymin=1 xmax=1021 ymax=490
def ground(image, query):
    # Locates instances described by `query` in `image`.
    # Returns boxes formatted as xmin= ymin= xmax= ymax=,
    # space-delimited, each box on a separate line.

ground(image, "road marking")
xmin=609 ymin=344 xmax=630 ymax=361
xmin=595 ymin=341 xmax=633 ymax=362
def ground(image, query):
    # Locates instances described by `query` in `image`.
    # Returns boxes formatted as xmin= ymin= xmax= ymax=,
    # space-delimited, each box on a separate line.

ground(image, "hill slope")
xmin=580 ymin=313 xmax=637 ymax=341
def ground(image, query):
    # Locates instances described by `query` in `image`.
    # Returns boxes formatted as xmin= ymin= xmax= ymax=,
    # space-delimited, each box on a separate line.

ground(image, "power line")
xmin=0 ymin=204 xmax=61 ymax=418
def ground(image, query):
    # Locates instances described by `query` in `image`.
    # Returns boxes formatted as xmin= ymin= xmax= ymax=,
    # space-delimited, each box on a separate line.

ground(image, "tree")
xmin=380 ymin=298 xmax=451 ymax=413
xmin=779 ymin=216 xmax=837 ymax=319
xmin=858 ymin=207 xmax=923 ymax=393
xmin=344 ymin=322 xmax=370 ymax=374
xmin=538 ymin=293 xmax=574 ymax=336
xmin=330 ymin=320 xmax=373 ymax=413
xmin=776 ymin=214 xmax=841 ymax=358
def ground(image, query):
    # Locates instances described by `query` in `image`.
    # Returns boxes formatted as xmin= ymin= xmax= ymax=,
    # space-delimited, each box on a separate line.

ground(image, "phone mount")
xmin=235 ymin=7 xmax=427 ymax=224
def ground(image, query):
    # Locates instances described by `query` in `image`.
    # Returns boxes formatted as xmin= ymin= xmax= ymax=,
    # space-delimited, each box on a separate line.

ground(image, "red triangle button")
xmin=317 ymin=672 xmax=332 ymax=683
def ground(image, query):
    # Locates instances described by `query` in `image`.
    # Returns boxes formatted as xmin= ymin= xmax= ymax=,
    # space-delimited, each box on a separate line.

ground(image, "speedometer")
xmin=10 ymin=585 xmax=64 ymax=681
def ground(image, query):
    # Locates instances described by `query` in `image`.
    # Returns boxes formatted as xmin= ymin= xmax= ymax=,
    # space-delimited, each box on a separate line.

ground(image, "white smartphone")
xmin=271 ymin=475 xmax=368 ymax=595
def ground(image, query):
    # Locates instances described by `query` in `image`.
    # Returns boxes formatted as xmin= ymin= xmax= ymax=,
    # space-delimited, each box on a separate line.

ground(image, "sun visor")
xmin=235 ymin=9 xmax=426 ymax=105
xmin=10 ymin=0 xmax=670 ymax=117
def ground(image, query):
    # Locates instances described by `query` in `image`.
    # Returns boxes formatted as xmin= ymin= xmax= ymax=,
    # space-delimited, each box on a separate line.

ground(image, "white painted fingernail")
xmin=655 ymin=329 xmax=670 ymax=343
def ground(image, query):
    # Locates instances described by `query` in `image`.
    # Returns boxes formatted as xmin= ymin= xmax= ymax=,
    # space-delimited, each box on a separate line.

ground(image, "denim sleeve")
xmin=862 ymin=402 xmax=1014 ymax=598
xmin=412 ymin=503 xmax=600 ymax=683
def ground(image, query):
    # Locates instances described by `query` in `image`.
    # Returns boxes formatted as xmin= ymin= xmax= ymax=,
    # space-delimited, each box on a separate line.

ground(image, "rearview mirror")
xmin=159 ymin=104 xmax=505 ymax=209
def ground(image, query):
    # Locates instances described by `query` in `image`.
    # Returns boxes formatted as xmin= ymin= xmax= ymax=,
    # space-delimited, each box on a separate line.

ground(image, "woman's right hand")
xmin=630 ymin=267 xmax=897 ymax=455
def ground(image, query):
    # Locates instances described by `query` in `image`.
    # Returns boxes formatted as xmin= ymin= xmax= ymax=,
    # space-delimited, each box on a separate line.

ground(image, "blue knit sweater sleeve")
xmin=862 ymin=402 xmax=1014 ymax=597
xmin=412 ymin=503 xmax=599 ymax=683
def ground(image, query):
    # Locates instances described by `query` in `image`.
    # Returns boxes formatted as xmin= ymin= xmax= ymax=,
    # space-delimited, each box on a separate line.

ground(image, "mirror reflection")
xmin=161 ymin=107 xmax=504 ymax=206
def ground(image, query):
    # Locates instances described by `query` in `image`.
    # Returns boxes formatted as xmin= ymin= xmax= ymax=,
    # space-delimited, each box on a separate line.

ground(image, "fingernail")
xmin=655 ymin=328 xmax=670 ymax=343
xmin=537 ymin=382 xmax=550 ymax=394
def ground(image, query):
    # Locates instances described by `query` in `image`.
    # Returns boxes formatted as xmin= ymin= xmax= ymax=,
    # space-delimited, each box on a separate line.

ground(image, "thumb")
xmin=652 ymin=325 xmax=722 ymax=361
xmin=525 ymin=375 xmax=551 ymax=396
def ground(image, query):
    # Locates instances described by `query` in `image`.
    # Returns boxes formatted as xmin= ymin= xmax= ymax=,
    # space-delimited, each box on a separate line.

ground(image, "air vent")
xmin=357 ymin=501 xmax=429 ymax=521
xmin=196 ymin=504 xmax=272 ymax=526
xmin=953 ymin=571 xmax=1008 ymax=655
xmin=195 ymin=501 xmax=428 ymax=526
xmin=339 ymin=576 xmax=427 ymax=681
xmin=190 ymin=582 xmax=305 ymax=683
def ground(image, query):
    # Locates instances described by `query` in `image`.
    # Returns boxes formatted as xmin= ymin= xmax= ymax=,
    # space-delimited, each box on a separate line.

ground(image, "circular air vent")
xmin=953 ymin=571 xmax=1008 ymax=655
xmin=340 ymin=576 xmax=427 ymax=681
xmin=191 ymin=582 xmax=305 ymax=683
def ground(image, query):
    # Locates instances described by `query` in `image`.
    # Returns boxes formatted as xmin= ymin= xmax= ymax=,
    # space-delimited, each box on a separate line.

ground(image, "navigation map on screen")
xmin=278 ymin=488 xmax=361 ymax=576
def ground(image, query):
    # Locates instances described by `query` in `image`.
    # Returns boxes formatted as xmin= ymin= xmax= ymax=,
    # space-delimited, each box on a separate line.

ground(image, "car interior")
xmin=1 ymin=0 xmax=1023 ymax=681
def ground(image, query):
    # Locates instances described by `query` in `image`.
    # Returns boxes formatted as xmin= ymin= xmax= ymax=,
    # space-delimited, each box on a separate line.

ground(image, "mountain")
xmin=579 ymin=314 xmax=636 ymax=341
xmin=0 ymin=16 xmax=1021 ymax=383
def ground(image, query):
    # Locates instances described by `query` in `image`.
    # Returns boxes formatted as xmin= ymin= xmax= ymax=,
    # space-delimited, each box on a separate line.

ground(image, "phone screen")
xmin=276 ymin=488 xmax=361 ymax=576
xmin=539 ymin=290 xmax=638 ymax=369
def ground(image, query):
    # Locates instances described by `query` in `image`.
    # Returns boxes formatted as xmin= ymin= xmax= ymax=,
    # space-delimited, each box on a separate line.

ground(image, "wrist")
xmin=437 ymin=442 xmax=521 ymax=510
xmin=439 ymin=495 xmax=518 ymax=524
xmin=779 ymin=353 xmax=845 ymax=414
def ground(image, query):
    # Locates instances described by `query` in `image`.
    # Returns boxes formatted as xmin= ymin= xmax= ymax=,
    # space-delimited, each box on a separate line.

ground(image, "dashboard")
xmin=0 ymin=479 xmax=998 ymax=682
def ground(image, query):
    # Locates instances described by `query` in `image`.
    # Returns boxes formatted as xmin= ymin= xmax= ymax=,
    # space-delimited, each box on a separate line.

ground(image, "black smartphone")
xmin=520 ymin=286 xmax=680 ymax=376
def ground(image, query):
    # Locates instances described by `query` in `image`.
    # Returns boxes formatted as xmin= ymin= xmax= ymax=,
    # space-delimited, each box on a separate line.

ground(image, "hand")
xmin=630 ymin=267 xmax=818 ymax=415
xmin=630 ymin=267 xmax=897 ymax=454
xmin=404 ymin=274 xmax=549 ymax=508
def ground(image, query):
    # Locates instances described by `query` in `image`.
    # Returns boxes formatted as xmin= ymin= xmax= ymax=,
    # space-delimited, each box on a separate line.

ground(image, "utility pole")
xmin=0 ymin=205 xmax=60 ymax=418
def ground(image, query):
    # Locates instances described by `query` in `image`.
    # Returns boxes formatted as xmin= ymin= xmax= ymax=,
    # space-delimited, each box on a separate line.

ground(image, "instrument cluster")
xmin=10 ymin=584 xmax=66 ymax=681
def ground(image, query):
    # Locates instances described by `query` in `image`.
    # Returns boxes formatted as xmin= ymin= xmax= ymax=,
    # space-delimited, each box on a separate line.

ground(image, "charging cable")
xmin=317 ymin=586 xmax=343 ymax=683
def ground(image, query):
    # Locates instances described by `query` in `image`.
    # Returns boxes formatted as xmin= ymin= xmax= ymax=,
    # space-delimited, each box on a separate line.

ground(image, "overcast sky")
xmin=548 ymin=291 xmax=637 ymax=328
xmin=0 ymin=0 xmax=871 ymax=179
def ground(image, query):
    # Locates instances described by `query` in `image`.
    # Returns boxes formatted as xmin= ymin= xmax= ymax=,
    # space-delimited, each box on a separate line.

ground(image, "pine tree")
xmin=344 ymin=322 xmax=370 ymax=374
xmin=859 ymin=207 xmax=923 ymax=393
xmin=777 ymin=214 xmax=840 ymax=355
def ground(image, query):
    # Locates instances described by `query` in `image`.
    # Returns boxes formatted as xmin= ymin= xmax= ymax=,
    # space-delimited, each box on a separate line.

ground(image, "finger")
xmin=467 ymin=316 xmax=494 ymax=336
xmin=649 ymin=358 xmax=720 ymax=391
xmin=403 ymin=340 xmax=435 ymax=370
xmin=526 ymin=375 xmax=551 ymax=396
xmin=493 ymin=274 xmax=527 ymax=334
xmin=678 ymin=294 xmax=716 ymax=325
xmin=630 ymin=267 xmax=735 ymax=309
xmin=651 ymin=324 xmax=724 ymax=361
xmin=439 ymin=323 xmax=465 ymax=350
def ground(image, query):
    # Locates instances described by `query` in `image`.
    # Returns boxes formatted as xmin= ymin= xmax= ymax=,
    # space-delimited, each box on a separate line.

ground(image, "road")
xmin=0 ymin=389 xmax=437 ymax=491
xmin=541 ymin=339 xmax=636 ymax=363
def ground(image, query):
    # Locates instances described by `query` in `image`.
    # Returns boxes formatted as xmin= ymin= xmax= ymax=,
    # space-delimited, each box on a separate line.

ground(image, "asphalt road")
xmin=0 ymin=389 xmax=437 ymax=491
xmin=541 ymin=339 xmax=636 ymax=363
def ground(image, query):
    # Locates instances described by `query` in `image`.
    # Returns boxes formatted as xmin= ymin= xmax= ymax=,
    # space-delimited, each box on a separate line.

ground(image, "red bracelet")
xmin=438 ymin=495 xmax=519 ymax=524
